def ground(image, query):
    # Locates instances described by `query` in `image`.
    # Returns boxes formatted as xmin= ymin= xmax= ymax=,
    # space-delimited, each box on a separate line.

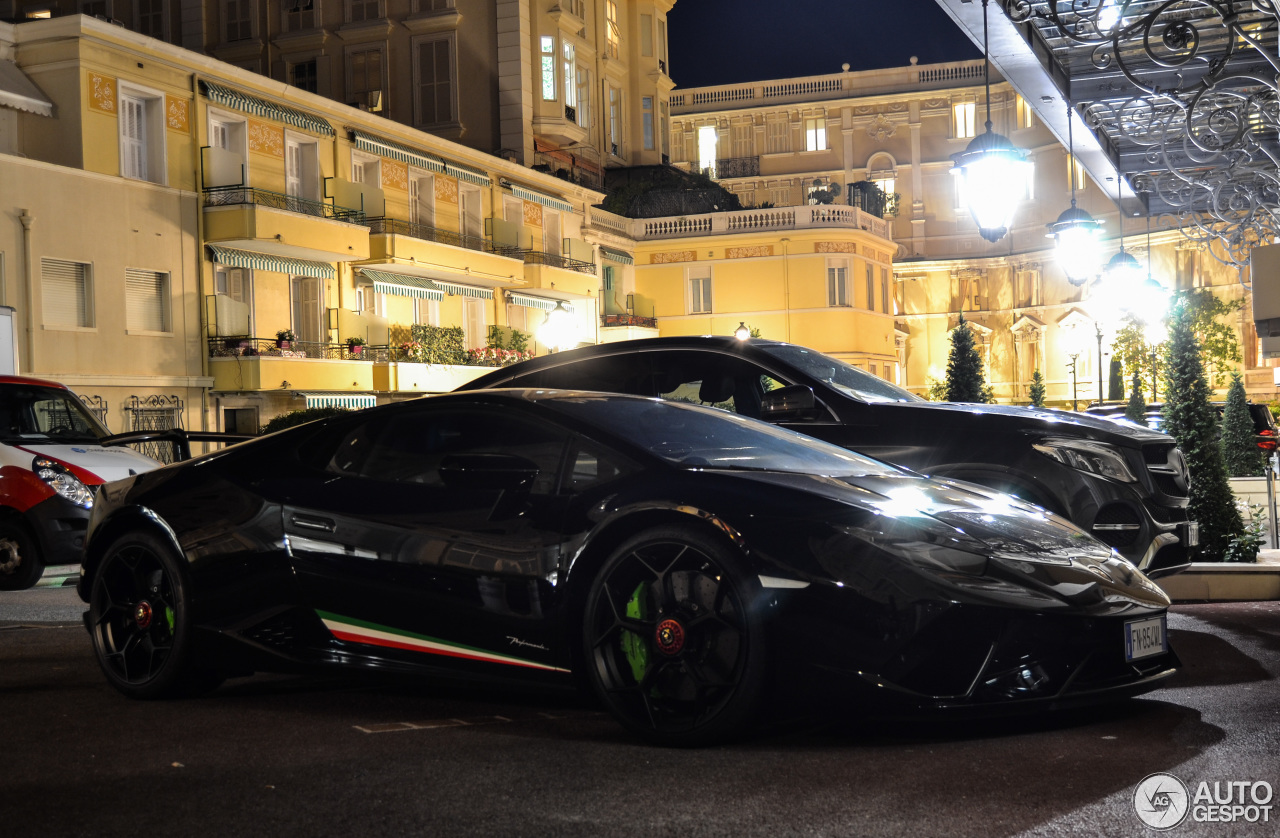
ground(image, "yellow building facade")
xmin=2 ymin=15 xmax=610 ymax=434
xmin=667 ymin=59 xmax=1266 ymax=406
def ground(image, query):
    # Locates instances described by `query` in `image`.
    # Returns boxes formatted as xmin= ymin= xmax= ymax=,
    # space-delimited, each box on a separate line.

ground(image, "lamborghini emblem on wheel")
xmin=655 ymin=619 xmax=685 ymax=656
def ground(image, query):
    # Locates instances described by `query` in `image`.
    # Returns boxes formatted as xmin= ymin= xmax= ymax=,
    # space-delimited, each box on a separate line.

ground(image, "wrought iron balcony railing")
xmin=209 ymin=337 xmax=390 ymax=362
xmin=361 ymin=217 xmax=520 ymax=257
xmin=203 ymin=186 xmax=366 ymax=222
xmin=713 ymin=156 xmax=760 ymax=179
xmin=522 ymin=250 xmax=597 ymax=274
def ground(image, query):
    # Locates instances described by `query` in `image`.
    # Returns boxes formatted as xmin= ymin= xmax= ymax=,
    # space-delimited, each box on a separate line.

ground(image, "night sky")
xmin=667 ymin=0 xmax=981 ymax=89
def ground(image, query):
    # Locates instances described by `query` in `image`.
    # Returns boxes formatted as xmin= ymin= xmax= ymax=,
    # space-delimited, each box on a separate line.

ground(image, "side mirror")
xmin=439 ymin=453 xmax=540 ymax=491
xmin=760 ymin=385 xmax=823 ymax=422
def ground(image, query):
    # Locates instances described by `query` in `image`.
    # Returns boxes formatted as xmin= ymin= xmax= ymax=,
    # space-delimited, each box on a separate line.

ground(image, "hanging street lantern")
xmin=1048 ymin=205 xmax=1105 ymax=283
xmin=538 ymin=300 xmax=578 ymax=352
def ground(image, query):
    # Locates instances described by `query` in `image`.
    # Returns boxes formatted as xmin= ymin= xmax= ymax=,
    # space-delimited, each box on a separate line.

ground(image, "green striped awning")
xmin=433 ymin=280 xmax=494 ymax=300
xmin=504 ymin=182 xmax=573 ymax=213
xmin=351 ymin=131 xmax=445 ymax=173
xmin=444 ymin=160 xmax=492 ymax=187
xmin=298 ymin=392 xmax=377 ymax=410
xmin=199 ymin=80 xmax=334 ymax=137
xmin=206 ymin=244 xmax=334 ymax=279
xmin=600 ymin=246 xmax=634 ymax=265
xmin=507 ymin=292 xmax=574 ymax=313
xmin=358 ymin=269 xmax=443 ymax=301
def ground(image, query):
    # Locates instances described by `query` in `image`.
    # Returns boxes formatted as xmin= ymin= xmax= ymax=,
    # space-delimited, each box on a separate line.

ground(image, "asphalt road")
xmin=2 ymin=583 xmax=1277 ymax=838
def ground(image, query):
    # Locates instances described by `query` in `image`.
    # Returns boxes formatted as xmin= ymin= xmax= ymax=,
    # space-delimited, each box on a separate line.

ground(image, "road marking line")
xmin=354 ymin=715 xmax=512 ymax=734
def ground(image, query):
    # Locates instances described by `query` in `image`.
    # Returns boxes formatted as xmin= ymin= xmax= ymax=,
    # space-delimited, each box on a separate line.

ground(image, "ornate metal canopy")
xmin=935 ymin=0 xmax=1280 ymax=268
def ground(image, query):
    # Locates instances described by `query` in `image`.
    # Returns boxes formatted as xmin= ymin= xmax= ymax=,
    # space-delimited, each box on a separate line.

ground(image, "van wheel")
xmin=0 ymin=522 xmax=43 ymax=591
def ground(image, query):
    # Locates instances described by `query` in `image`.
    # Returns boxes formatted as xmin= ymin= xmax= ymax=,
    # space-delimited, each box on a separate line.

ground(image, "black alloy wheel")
xmin=583 ymin=525 xmax=767 ymax=746
xmin=88 ymin=531 xmax=219 ymax=699
xmin=0 ymin=521 xmax=42 ymax=591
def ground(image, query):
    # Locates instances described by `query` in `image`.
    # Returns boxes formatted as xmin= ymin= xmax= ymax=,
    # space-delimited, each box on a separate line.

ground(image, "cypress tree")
xmin=1028 ymin=369 xmax=1046 ymax=408
xmin=1124 ymin=370 xmax=1147 ymax=426
xmin=1108 ymin=357 xmax=1125 ymax=402
xmin=1161 ymin=298 xmax=1242 ymax=560
xmin=945 ymin=313 xmax=989 ymax=403
xmin=1221 ymin=371 xmax=1264 ymax=477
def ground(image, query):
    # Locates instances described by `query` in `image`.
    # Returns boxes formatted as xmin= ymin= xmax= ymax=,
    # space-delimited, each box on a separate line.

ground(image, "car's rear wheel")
xmin=88 ymin=531 xmax=220 ymax=699
xmin=0 ymin=521 xmax=42 ymax=591
xmin=583 ymin=525 xmax=766 ymax=746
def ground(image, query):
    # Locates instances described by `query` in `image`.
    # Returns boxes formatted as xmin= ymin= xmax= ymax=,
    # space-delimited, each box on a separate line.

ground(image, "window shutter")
xmin=126 ymin=269 xmax=169 ymax=332
xmin=120 ymin=95 xmax=147 ymax=180
xmin=42 ymin=259 xmax=91 ymax=327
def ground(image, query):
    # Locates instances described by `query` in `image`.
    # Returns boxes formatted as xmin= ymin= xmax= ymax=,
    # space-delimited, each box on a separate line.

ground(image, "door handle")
xmin=290 ymin=514 xmax=337 ymax=533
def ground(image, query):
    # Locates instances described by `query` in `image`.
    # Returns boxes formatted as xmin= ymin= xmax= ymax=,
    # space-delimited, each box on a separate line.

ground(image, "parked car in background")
xmin=78 ymin=390 xmax=1178 ymax=745
xmin=1084 ymin=401 xmax=1279 ymax=453
xmin=460 ymin=337 xmax=1198 ymax=577
xmin=0 ymin=376 xmax=161 ymax=589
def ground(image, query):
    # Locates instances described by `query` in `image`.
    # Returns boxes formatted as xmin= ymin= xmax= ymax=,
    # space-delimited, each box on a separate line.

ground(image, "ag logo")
xmin=1134 ymin=772 xmax=1190 ymax=830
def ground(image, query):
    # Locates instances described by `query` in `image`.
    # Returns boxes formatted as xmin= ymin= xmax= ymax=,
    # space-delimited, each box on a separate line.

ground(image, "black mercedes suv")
xmin=460 ymin=336 xmax=1197 ymax=577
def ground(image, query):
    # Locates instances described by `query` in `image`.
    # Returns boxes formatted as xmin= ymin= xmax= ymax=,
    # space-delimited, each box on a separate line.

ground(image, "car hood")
xmin=720 ymin=468 xmax=1112 ymax=560
xmin=16 ymin=443 xmax=161 ymax=483
xmin=868 ymin=400 xmax=1168 ymax=444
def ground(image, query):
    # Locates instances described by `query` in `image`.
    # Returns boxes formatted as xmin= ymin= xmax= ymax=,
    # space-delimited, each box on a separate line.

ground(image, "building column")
xmin=497 ymin=0 xmax=534 ymax=165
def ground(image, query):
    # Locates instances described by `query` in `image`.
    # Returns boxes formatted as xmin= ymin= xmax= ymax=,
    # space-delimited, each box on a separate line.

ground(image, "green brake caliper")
xmin=621 ymin=583 xmax=649 ymax=683
xmin=164 ymin=606 xmax=175 ymax=635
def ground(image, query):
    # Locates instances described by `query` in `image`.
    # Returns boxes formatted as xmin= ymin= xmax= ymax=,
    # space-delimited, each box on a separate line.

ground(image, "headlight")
xmin=33 ymin=457 xmax=95 ymax=509
xmin=1032 ymin=438 xmax=1137 ymax=483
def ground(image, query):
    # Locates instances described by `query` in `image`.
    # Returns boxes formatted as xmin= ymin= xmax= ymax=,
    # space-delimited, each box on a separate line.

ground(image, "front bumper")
xmin=23 ymin=493 xmax=92 ymax=568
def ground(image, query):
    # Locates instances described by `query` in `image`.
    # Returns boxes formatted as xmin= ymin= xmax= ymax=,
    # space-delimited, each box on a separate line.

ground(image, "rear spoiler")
xmin=98 ymin=429 xmax=254 ymax=462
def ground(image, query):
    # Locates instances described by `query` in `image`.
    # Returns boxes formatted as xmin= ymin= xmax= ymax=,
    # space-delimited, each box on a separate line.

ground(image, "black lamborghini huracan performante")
xmin=79 ymin=390 xmax=1179 ymax=745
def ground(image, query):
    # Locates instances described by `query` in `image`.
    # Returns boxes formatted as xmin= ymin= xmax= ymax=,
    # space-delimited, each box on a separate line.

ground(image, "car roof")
xmin=458 ymin=336 xmax=790 ymax=388
xmin=0 ymin=374 xmax=71 ymax=390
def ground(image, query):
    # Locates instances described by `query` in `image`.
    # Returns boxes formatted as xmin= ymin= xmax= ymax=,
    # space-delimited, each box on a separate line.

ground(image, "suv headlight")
xmin=33 ymin=457 xmax=95 ymax=509
xmin=1032 ymin=438 xmax=1137 ymax=483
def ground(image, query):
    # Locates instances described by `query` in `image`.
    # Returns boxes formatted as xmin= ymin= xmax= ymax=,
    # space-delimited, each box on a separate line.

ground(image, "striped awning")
xmin=507 ymin=292 xmax=574 ymax=313
xmin=358 ymin=269 xmax=443 ymax=301
xmin=206 ymin=244 xmax=334 ymax=279
xmin=504 ymin=182 xmax=573 ymax=213
xmin=0 ymin=60 xmax=53 ymax=117
xmin=297 ymin=392 xmax=377 ymax=410
xmin=600 ymin=246 xmax=634 ymax=265
xmin=200 ymin=80 xmax=334 ymax=137
xmin=351 ymin=131 xmax=445 ymax=173
xmin=432 ymin=280 xmax=494 ymax=300
xmin=444 ymin=160 xmax=492 ymax=187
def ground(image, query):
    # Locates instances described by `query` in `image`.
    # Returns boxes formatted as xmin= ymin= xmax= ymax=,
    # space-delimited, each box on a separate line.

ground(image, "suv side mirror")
xmin=439 ymin=453 xmax=540 ymax=491
xmin=760 ymin=385 xmax=823 ymax=422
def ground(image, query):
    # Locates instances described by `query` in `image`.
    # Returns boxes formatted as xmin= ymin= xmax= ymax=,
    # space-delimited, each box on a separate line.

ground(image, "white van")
xmin=0 ymin=375 xmax=161 ymax=589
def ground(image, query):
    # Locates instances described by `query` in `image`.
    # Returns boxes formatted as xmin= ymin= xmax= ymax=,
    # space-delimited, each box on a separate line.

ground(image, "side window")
xmin=322 ymin=407 xmax=569 ymax=494
xmin=650 ymin=352 xmax=788 ymax=420
xmin=524 ymin=354 xmax=655 ymax=396
xmin=564 ymin=437 xmax=636 ymax=493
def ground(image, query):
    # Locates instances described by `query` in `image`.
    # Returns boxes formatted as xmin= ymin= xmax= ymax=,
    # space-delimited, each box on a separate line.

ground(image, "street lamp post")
xmin=1096 ymin=322 xmax=1105 ymax=405
xmin=1067 ymin=353 xmax=1080 ymax=411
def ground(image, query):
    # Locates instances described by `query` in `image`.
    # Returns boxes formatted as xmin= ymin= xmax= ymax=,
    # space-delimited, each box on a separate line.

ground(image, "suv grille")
xmin=1091 ymin=503 xmax=1142 ymax=548
xmin=1142 ymin=442 xmax=1189 ymax=500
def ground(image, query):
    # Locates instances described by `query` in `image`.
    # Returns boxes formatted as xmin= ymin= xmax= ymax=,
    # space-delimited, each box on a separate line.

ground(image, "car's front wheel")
xmin=0 ymin=521 xmax=42 ymax=591
xmin=583 ymin=525 xmax=767 ymax=746
xmin=88 ymin=530 xmax=220 ymax=699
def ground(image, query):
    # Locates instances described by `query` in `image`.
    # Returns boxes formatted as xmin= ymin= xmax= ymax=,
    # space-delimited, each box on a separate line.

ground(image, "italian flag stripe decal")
xmin=316 ymin=611 xmax=569 ymax=673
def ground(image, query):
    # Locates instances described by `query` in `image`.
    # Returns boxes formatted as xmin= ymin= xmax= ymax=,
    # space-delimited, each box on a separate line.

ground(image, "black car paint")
xmin=79 ymin=391 xmax=1176 ymax=714
xmin=458 ymin=337 xmax=1195 ymax=576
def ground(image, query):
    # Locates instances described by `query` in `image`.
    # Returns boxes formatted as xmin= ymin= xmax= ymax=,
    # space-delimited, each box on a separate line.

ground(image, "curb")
xmin=1157 ymin=553 xmax=1280 ymax=602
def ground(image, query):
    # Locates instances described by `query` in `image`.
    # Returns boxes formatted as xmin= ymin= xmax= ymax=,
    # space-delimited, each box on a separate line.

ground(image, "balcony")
xmin=712 ymin=156 xmax=760 ymax=179
xmin=602 ymin=313 xmax=657 ymax=328
xmin=203 ymin=186 xmax=371 ymax=262
xmin=522 ymin=250 xmax=596 ymax=274
xmin=207 ymin=338 xmax=384 ymax=394
xmin=360 ymin=217 xmax=526 ymax=286
xmin=669 ymin=59 xmax=989 ymax=115
xmin=209 ymin=338 xmax=390 ymax=362
xmin=533 ymin=145 xmax=604 ymax=190
xmin=633 ymin=203 xmax=892 ymax=241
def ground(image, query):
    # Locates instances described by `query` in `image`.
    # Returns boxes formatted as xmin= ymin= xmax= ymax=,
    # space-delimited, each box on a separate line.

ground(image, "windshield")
xmin=547 ymin=395 xmax=901 ymax=476
xmin=0 ymin=385 xmax=109 ymax=444
xmin=759 ymin=344 xmax=922 ymax=403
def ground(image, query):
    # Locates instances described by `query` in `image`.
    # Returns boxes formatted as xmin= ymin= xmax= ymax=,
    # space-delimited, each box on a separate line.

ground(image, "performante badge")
xmin=133 ymin=601 xmax=153 ymax=629
xmin=655 ymin=619 xmax=685 ymax=656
